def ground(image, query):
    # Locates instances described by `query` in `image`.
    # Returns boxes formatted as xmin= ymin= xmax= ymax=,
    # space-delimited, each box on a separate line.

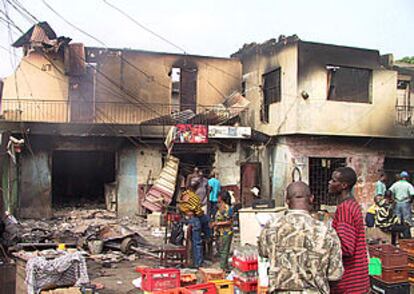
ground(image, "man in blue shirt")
xmin=207 ymin=172 xmax=221 ymax=219
xmin=389 ymin=171 xmax=414 ymax=226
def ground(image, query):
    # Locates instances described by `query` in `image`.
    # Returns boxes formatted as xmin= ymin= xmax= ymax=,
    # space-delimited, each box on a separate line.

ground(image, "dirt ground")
xmin=88 ymin=259 xmax=151 ymax=294
xmin=87 ymin=258 xmax=217 ymax=294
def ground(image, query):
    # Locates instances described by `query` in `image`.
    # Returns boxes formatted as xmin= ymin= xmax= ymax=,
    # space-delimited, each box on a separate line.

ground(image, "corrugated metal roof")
xmin=140 ymin=92 xmax=249 ymax=126
xmin=13 ymin=22 xmax=57 ymax=47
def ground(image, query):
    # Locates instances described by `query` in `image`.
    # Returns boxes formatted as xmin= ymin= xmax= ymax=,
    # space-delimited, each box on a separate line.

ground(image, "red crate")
xmin=369 ymin=244 xmax=408 ymax=268
xmin=199 ymin=268 xmax=225 ymax=283
xmin=185 ymin=282 xmax=218 ymax=294
xmin=375 ymin=266 xmax=408 ymax=284
xmin=232 ymin=257 xmax=258 ymax=272
xmin=234 ymin=277 xmax=258 ymax=292
xmin=140 ymin=268 xmax=181 ymax=292
xmin=399 ymin=240 xmax=414 ymax=256
xmin=152 ymin=288 xmax=189 ymax=294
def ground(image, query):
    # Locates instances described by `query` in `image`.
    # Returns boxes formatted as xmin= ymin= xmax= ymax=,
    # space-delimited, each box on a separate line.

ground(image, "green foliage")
xmin=397 ymin=56 xmax=414 ymax=64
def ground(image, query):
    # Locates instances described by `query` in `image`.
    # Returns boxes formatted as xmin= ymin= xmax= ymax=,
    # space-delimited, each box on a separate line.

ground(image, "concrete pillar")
xmin=117 ymin=147 xmax=138 ymax=217
xmin=20 ymin=151 xmax=52 ymax=218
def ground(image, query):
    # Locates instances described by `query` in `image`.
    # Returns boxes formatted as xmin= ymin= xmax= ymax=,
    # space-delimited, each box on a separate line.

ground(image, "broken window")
xmin=326 ymin=65 xmax=371 ymax=103
xmin=171 ymin=67 xmax=181 ymax=112
xmin=309 ymin=157 xmax=346 ymax=208
xmin=397 ymin=80 xmax=411 ymax=106
xmin=170 ymin=63 xmax=197 ymax=113
xmin=241 ymin=81 xmax=246 ymax=96
xmin=261 ymin=68 xmax=281 ymax=123
xmin=396 ymin=79 xmax=412 ymax=125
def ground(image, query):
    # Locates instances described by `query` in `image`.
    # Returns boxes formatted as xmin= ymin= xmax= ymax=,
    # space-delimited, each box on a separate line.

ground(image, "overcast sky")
xmin=0 ymin=0 xmax=413 ymax=78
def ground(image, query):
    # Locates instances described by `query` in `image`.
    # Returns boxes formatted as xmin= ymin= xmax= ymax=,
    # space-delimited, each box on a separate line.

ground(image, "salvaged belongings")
xmin=25 ymin=251 xmax=89 ymax=294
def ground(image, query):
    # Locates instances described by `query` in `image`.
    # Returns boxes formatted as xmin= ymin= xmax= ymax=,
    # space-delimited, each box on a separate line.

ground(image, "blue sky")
xmin=0 ymin=0 xmax=413 ymax=78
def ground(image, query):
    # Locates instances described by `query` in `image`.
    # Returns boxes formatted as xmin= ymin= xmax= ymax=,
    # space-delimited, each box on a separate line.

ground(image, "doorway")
xmin=383 ymin=157 xmax=414 ymax=186
xmin=52 ymin=151 xmax=115 ymax=208
xmin=240 ymin=162 xmax=261 ymax=207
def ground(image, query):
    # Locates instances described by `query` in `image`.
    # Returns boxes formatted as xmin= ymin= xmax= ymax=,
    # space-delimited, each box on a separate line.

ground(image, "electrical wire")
xmin=101 ymin=0 xmax=186 ymax=54
xmin=1 ymin=14 xmax=172 ymax=120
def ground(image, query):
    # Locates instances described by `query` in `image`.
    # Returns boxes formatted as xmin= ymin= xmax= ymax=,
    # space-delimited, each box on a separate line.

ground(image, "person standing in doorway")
xmin=195 ymin=170 xmax=209 ymax=214
xmin=207 ymin=172 xmax=221 ymax=220
xmin=389 ymin=171 xmax=414 ymax=226
xmin=186 ymin=167 xmax=199 ymax=189
xmin=328 ymin=167 xmax=369 ymax=293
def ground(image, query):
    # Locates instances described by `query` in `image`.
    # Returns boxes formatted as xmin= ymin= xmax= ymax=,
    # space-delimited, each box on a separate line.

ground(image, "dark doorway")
xmin=309 ymin=157 xmax=346 ymax=207
xmin=383 ymin=157 xmax=414 ymax=186
xmin=162 ymin=150 xmax=214 ymax=207
xmin=170 ymin=151 xmax=215 ymax=180
xmin=240 ymin=162 xmax=261 ymax=207
xmin=171 ymin=60 xmax=198 ymax=113
xmin=180 ymin=67 xmax=197 ymax=113
xmin=52 ymin=151 xmax=115 ymax=208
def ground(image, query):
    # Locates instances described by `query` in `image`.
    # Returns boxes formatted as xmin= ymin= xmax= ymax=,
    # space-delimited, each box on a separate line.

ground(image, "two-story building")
xmin=0 ymin=22 xmax=260 ymax=218
xmin=233 ymin=35 xmax=414 ymax=210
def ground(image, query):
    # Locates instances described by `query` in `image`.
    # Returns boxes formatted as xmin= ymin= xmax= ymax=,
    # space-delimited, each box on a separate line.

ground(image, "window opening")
xmin=309 ymin=157 xmax=346 ymax=208
xmin=326 ymin=65 xmax=371 ymax=103
xmin=261 ymin=68 xmax=281 ymax=123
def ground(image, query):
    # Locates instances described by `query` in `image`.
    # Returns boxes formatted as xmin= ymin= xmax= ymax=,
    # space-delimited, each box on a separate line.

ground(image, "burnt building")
xmin=0 ymin=22 xmax=260 ymax=218
xmin=233 ymin=36 xmax=414 ymax=210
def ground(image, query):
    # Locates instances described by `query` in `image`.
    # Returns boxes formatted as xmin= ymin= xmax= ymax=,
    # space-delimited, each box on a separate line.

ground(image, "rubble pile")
xmin=18 ymin=208 xmax=147 ymax=243
xmin=8 ymin=208 xmax=167 ymax=264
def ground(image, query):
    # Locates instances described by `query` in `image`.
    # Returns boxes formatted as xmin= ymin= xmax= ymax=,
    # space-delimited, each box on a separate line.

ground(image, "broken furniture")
xmin=141 ymin=155 xmax=180 ymax=212
xmin=159 ymin=244 xmax=188 ymax=267
xmin=14 ymin=250 xmax=89 ymax=294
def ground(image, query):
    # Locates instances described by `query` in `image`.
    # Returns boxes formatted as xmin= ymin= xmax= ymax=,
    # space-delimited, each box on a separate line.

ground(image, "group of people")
xmin=259 ymin=167 xmax=370 ymax=293
xmin=178 ymin=167 xmax=233 ymax=270
xmin=366 ymin=171 xmax=413 ymax=244
xmin=178 ymin=166 xmax=414 ymax=293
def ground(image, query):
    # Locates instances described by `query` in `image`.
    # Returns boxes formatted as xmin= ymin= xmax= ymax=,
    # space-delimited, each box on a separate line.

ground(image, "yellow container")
xmin=210 ymin=279 xmax=234 ymax=294
xmin=57 ymin=243 xmax=66 ymax=251
xmin=257 ymin=286 xmax=269 ymax=294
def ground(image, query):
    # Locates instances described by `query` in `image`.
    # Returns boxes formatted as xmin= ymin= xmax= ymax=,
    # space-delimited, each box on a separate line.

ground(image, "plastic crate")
xmin=232 ymin=256 xmax=258 ymax=272
xmin=234 ymin=277 xmax=258 ymax=292
xmin=150 ymin=288 xmax=189 ymax=294
xmin=210 ymin=280 xmax=234 ymax=294
xmin=369 ymin=257 xmax=382 ymax=276
xmin=257 ymin=286 xmax=268 ymax=294
xmin=371 ymin=277 xmax=410 ymax=294
xmin=199 ymin=268 xmax=225 ymax=283
xmin=185 ymin=282 xmax=218 ymax=294
xmin=400 ymin=239 xmax=414 ymax=256
xmin=369 ymin=244 xmax=408 ymax=268
xmin=375 ymin=266 xmax=408 ymax=284
xmin=180 ymin=273 xmax=197 ymax=287
xmin=140 ymin=268 xmax=181 ymax=292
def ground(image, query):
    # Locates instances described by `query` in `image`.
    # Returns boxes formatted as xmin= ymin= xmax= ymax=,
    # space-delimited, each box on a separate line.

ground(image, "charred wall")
xmin=86 ymin=48 xmax=242 ymax=124
xmin=271 ymin=135 xmax=414 ymax=211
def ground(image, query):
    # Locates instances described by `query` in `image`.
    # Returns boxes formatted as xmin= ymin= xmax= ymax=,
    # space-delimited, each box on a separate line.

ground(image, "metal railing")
xmin=395 ymin=105 xmax=414 ymax=126
xmin=0 ymin=99 xmax=244 ymax=125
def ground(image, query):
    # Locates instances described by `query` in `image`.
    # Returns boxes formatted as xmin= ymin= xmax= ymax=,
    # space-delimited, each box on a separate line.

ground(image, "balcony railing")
xmin=0 ymin=99 xmax=245 ymax=125
xmin=396 ymin=105 xmax=414 ymax=126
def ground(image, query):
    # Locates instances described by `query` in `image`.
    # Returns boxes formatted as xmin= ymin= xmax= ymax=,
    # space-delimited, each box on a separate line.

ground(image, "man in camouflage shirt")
xmin=258 ymin=181 xmax=343 ymax=294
